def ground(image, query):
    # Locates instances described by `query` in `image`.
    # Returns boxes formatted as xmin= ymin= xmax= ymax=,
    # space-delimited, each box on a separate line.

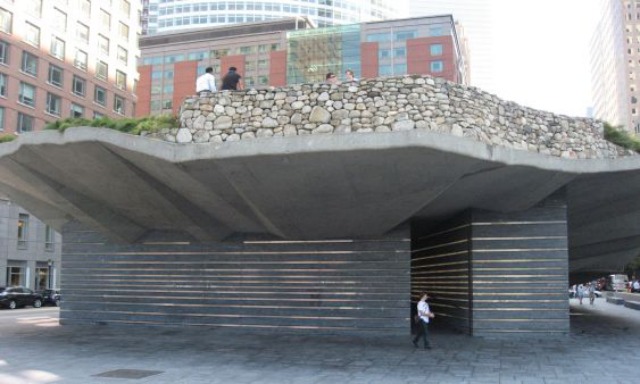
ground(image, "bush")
xmin=0 ymin=134 xmax=16 ymax=143
xmin=45 ymin=115 xmax=178 ymax=134
xmin=603 ymin=122 xmax=640 ymax=153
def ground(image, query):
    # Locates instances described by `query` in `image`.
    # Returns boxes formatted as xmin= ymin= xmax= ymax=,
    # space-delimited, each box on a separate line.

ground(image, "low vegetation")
xmin=603 ymin=122 xmax=640 ymax=153
xmin=0 ymin=134 xmax=16 ymax=143
xmin=45 ymin=115 xmax=178 ymax=135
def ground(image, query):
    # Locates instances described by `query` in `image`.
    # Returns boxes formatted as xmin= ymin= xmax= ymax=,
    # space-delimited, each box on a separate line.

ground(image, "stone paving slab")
xmin=1 ymin=297 xmax=640 ymax=383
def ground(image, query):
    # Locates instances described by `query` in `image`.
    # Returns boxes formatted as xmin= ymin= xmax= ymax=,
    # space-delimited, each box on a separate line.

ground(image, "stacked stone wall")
xmin=149 ymin=75 xmax=631 ymax=159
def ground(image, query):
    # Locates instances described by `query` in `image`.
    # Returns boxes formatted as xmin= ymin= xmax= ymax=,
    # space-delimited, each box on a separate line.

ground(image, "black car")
xmin=37 ymin=289 xmax=61 ymax=306
xmin=0 ymin=286 xmax=43 ymax=309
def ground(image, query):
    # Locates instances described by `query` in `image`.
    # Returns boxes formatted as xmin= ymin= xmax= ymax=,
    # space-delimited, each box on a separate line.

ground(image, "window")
xmin=394 ymin=47 xmax=406 ymax=57
xmin=76 ymin=23 xmax=89 ymax=45
xmin=366 ymin=33 xmax=391 ymax=42
xmin=429 ymin=26 xmax=444 ymax=37
xmin=29 ymin=0 xmax=43 ymax=17
xmin=395 ymin=31 xmax=416 ymax=41
xmin=46 ymin=93 xmax=61 ymax=116
xmin=100 ymin=9 xmax=111 ymax=29
xmin=430 ymin=44 xmax=443 ymax=56
xmin=119 ymin=22 xmax=129 ymax=41
xmin=94 ymin=111 xmax=104 ymax=119
xmin=74 ymin=49 xmax=87 ymax=70
xmin=53 ymin=8 xmax=67 ymax=32
xmin=0 ymin=8 xmax=12 ymax=33
xmin=0 ymin=73 xmax=6 ymax=97
xmin=430 ymin=60 xmax=444 ymax=73
xmin=162 ymin=100 xmax=172 ymax=109
xmin=120 ymin=0 xmax=131 ymax=17
xmin=117 ymin=46 xmax=128 ymax=65
xmin=7 ymin=267 xmax=24 ymax=285
xmin=17 ymin=113 xmax=33 ymax=133
xmin=115 ymin=70 xmax=126 ymax=90
xmin=96 ymin=60 xmax=108 ymax=80
xmin=48 ymin=64 xmax=63 ymax=87
xmin=0 ymin=106 xmax=4 ymax=131
xmin=114 ymin=95 xmax=125 ymax=114
xmin=98 ymin=35 xmax=109 ymax=56
xmin=19 ymin=82 xmax=35 ymax=106
xmin=72 ymin=75 xmax=86 ymax=97
xmin=394 ymin=63 xmax=407 ymax=74
xmin=0 ymin=40 xmax=7 ymax=64
xmin=150 ymin=100 xmax=161 ymax=111
xmin=45 ymin=225 xmax=54 ymax=251
xmin=21 ymin=51 xmax=38 ymax=76
xmin=70 ymin=103 xmax=84 ymax=118
xmin=80 ymin=0 xmax=91 ymax=18
xmin=25 ymin=23 xmax=40 ymax=46
xmin=50 ymin=37 xmax=65 ymax=60
xmin=94 ymin=85 xmax=106 ymax=106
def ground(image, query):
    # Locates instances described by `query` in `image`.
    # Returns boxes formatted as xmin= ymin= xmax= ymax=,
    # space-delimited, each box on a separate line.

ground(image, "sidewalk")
xmin=1 ymin=298 xmax=639 ymax=384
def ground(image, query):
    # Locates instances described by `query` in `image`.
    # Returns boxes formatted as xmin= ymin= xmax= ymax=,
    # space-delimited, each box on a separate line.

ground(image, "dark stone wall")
xmin=469 ymin=194 xmax=569 ymax=337
xmin=60 ymin=221 xmax=411 ymax=335
xmin=411 ymin=192 xmax=569 ymax=337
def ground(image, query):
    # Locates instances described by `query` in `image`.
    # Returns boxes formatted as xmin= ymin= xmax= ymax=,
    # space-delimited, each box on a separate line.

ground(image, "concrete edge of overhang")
xmin=1 ymin=126 xmax=639 ymax=175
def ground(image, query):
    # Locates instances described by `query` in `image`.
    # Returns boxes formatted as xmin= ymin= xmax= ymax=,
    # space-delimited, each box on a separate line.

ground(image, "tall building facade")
xmin=0 ymin=196 xmax=61 ymax=290
xmin=141 ymin=0 xmax=402 ymax=35
xmin=137 ymin=16 xmax=469 ymax=117
xmin=0 ymin=0 xmax=141 ymax=134
xmin=591 ymin=0 xmax=637 ymax=133
xmin=409 ymin=0 xmax=493 ymax=92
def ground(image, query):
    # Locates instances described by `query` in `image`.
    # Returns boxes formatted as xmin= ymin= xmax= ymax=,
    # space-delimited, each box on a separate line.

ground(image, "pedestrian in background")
xmin=577 ymin=283 xmax=585 ymax=305
xmin=588 ymin=282 xmax=596 ymax=305
xmin=196 ymin=67 xmax=217 ymax=96
xmin=412 ymin=292 xmax=435 ymax=350
xmin=221 ymin=66 xmax=243 ymax=90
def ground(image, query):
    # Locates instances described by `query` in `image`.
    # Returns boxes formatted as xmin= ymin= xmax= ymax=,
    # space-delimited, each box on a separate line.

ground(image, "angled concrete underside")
xmin=0 ymin=127 xmax=639 ymax=277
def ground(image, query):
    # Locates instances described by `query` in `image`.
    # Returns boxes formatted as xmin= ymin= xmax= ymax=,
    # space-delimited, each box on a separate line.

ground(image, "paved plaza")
xmin=1 ymin=298 xmax=640 ymax=384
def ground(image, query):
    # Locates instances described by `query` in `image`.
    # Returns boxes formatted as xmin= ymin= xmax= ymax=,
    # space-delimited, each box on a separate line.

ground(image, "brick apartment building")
xmin=137 ymin=15 xmax=469 ymax=117
xmin=0 ymin=0 xmax=141 ymax=134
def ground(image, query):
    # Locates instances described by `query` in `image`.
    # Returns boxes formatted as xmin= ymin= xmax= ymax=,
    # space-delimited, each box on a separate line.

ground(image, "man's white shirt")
xmin=196 ymin=73 xmax=217 ymax=92
xmin=417 ymin=301 xmax=430 ymax=323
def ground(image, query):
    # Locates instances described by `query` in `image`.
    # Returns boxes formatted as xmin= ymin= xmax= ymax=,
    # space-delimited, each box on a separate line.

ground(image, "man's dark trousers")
xmin=413 ymin=320 xmax=431 ymax=349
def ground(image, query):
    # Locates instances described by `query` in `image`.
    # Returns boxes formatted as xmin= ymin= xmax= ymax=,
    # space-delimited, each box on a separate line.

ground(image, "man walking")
xmin=412 ymin=292 xmax=435 ymax=349
xmin=221 ymin=66 xmax=243 ymax=90
xmin=196 ymin=67 xmax=217 ymax=96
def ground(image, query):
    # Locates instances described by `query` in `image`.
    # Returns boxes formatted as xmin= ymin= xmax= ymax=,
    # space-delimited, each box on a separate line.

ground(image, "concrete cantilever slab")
xmin=1 ymin=127 xmax=640 ymax=275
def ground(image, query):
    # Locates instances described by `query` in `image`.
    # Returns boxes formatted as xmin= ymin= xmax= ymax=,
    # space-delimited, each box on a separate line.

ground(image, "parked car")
xmin=37 ymin=289 xmax=61 ymax=306
xmin=0 ymin=286 xmax=43 ymax=309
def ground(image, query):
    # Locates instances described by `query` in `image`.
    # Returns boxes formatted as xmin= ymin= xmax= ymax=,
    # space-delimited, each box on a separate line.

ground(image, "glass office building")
xmin=287 ymin=24 xmax=361 ymax=84
xmin=142 ymin=0 xmax=401 ymax=35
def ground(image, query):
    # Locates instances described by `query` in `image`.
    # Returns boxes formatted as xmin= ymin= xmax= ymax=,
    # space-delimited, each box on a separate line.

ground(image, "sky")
xmin=488 ymin=0 xmax=601 ymax=117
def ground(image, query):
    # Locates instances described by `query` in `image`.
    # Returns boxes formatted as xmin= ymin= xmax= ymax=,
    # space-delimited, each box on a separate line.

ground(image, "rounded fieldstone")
xmin=309 ymin=106 xmax=331 ymax=123
xmin=261 ymin=117 xmax=278 ymax=128
xmin=214 ymin=116 xmax=233 ymax=130
xmin=176 ymin=128 xmax=193 ymax=143
xmin=313 ymin=124 xmax=334 ymax=134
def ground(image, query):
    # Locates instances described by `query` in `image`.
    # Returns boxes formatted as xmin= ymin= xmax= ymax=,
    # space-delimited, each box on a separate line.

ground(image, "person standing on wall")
xmin=221 ymin=66 xmax=243 ymax=90
xmin=325 ymin=72 xmax=340 ymax=85
xmin=196 ymin=67 xmax=217 ymax=96
xmin=344 ymin=69 xmax=359 ymax=82
xmin=412 ymin=292 xmax=435 ymax=350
